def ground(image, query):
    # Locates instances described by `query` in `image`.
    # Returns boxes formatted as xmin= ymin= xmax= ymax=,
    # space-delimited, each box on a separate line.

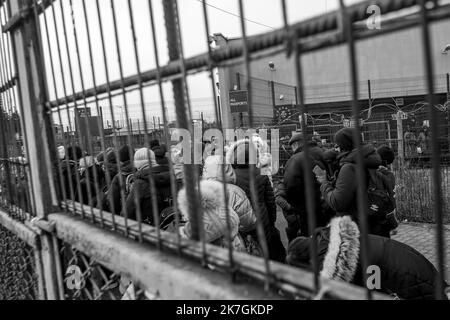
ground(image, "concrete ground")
xmin=275 ymin=210 xmax=450 ymax=281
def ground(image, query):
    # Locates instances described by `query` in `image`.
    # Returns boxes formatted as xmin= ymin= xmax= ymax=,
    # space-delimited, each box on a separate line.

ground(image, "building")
xmin=214 ymin=14 xmax=450 ymax=158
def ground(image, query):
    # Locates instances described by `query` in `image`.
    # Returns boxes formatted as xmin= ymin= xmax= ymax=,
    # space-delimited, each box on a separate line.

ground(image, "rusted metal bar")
xmin=7 ymin=0 xmax=60 ymax=300
xmin=1 ymin=0 xmax=55 ymax=33
xmin=48 ymin=211 xmax=390 ymax=300
xmin=418 ymin=0 xmax=446 ymax=300
xmin=339 ymin=0 xmax=372 ymax=300
xmin=44 ymin=1 xmax=450 ymax=109
xmin=162 ymin=0 xmax=202 ymax=242
xmin=0 ymin=208 xmax=39 ymax=248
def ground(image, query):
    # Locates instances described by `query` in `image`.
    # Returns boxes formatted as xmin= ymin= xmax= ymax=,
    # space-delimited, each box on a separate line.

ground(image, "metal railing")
xmin=0 ymin=0 xmax=448 ymax=300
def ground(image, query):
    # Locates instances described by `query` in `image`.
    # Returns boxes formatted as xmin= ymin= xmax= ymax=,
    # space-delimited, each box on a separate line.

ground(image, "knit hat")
xmin=203 ymin=155 xmax=236 ymax=184
xmin=105 ymin=148 xmax=117 ymax=164
xmin=335 ymin=128 xmax=357 ymax=152
xmin=134 ymin=148 xmax=157 ymax=170
xmin=57 ymin=146 xmax=66 ymax=160
xmin=118 ymin=145 xmax=132 ymax=163
xmin=286 ymin=237 xmax=312 ymax=269
xmin=150 ymin=139 xmax=160 ymax=149
xmin=377 ymin=145 xmax=395 ymax=166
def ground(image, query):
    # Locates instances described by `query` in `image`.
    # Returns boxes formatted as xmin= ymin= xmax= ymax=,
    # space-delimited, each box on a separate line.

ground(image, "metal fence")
xmin=0 ymin=0 xmax=449 ymax=300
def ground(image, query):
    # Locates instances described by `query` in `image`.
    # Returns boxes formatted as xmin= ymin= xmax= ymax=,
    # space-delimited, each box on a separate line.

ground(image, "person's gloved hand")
xmin=313 ymin=165 xmax=327 ymax=184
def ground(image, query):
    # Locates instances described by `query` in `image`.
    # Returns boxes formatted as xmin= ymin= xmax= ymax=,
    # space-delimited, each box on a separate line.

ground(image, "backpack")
xmin=366 ymin=169 xmax=396 ymax=222
xmin=123 ymin=173 xmax=135 ymax=199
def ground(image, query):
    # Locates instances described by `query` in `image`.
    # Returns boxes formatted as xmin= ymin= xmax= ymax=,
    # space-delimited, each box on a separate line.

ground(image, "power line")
xmin=194 ymin=0 xmax=276 ymax=30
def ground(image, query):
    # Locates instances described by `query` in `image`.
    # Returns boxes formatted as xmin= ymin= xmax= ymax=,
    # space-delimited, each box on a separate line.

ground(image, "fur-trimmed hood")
xmin=320 ymin=216 xmax=360 ymax=282
xmin=177 ymin=180 xmax=240 ymax=243
xmin=287 ymin=216 xmax=360 ymax=283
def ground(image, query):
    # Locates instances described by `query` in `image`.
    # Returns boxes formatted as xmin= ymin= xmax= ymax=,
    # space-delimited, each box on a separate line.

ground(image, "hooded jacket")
xmin=178 ymin=180 xmax=245 ymax=251
xmin=287 ymin=216 xmax=448 ymax=300
xmin=123 ymin=164 xmax=171 ymax=224
xmin=320 ymin=145 xmax=382 ymax=223
xmin=226 ymin=140 xmax=286 ymax=262
xmin=203 ymin=155 xmax=257 ymax=234
xmin=281 ymin=144 xmax=331 ymax=237
xmin=106 ymin=161 xmax=135 ymax=215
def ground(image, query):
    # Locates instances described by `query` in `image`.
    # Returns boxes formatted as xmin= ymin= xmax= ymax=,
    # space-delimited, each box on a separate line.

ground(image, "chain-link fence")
xmin=0 ymin=225 xmax=39 ymax=300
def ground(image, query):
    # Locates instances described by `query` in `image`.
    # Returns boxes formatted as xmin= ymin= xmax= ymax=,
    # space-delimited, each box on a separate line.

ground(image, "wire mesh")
xmin=0 ymin=225 xmax=39 ymax=300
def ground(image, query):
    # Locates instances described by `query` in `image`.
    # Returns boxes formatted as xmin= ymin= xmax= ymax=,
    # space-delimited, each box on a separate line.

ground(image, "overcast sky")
xmin=37 ymin=0 xmax=364 ymax=127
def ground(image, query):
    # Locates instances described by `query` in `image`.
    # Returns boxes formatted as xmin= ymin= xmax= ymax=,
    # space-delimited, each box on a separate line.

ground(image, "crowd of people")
xmin=53 ymin=128 xmax=448 ymax=300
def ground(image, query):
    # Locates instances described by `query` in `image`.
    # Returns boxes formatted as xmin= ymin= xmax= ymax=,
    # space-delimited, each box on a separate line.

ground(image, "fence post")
xmin=396 ymin=111 xmax=405 ymax=164
xmin=447 ymin=73 xmax=450 ymax=152
xmin=162 ymin=0 xmax=202 ymax=241
xmin=270 ymin=81 xmax=276 ymax=125
xmin=7 ymin=0 xmax=61 ymax=300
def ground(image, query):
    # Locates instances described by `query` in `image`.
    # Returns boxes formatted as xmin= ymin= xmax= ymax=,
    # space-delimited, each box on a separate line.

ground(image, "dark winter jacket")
xmin=287 ymin=216 xmax=448 ymax=300
xmin=79 ymin=164 xmax=105 ymax=207
xmin=123 ymin=165 xmax=171 ymax=224
xmin=320 ymin=145 xmax=382 ymax=223
xmin=60 ymin=160 xmax=80 ymax=201
xmin=280 ymin=145 xmax=332 ymax=237
xmin=233 ymin=167 xmax=286 ymax=262
xmin=106 ymin=161 xmax=135 ymax=215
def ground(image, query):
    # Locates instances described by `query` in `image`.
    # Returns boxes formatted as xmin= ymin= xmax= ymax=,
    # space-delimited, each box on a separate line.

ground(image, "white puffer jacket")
xmin=203 ymin=155 xmax=257 ymax=233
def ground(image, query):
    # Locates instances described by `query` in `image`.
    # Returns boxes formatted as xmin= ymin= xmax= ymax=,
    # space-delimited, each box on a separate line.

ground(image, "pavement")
xmin=275 ymin=210 xmax=450 ymax=281
xmin=393 ymin=223 xmax=450 ymax=281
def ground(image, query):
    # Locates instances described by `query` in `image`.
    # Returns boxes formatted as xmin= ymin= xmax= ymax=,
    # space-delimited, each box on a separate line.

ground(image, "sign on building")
xmin=395 ymin=98 xmax=405 ymax=107
xmin=77 ymin=107 xmax=92 ymax=118
xmin=229 ymin=91 xmax=249 ymax=114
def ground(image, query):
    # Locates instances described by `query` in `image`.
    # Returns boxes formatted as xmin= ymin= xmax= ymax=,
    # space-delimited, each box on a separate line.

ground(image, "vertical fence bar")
xmin=281 ymin=0 xmax=320 ymax=295
xmin=7 ymin=0 xmax=60 ymax=300
xmin=147 ymin=0 xmax=183 ymax=253
xmin=339 ymin=0 xmax=372 ymax=300
xmin=200 ymin=0 xmax=237 ymax=278
xmin=162 ymin=0 xmax=203 ymax=242
xmin=237 ymin=0 xmax=272 ymax=291
xmin=418 ymin=0 xmax=446 ymax=300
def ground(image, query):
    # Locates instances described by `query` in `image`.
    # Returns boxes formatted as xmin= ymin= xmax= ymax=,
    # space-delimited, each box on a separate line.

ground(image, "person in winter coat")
xmin=123 ymin=148 xmax=171 ymax=225
xmin=316 ymin=128 xmax=382 ymax=230
xmin=78 ymin=155 xmax=105 ymax=207
xmin=178 ymin=179 xmax=246 ymax=252
xmin=102 ymin=148 xmax=119 ymax=188
xmin=226 ymin=139 xmax=286 ymax=262
xmin=105 ymin=145 xmax=135 ymax=215
xmin=275 ymin=133 xmax=333 ymax=242
xmin=203 ymin=155 xmax=257 ymax=234
xmin=286 ymin=216 xmax=449 ymax=300
xmin=375 ymin=145 xmax=398 ymax=237
xmin=151 ymin=140 xmax=169 ymax=166
xmin=60 ymin=146 xmax=83 ymax=201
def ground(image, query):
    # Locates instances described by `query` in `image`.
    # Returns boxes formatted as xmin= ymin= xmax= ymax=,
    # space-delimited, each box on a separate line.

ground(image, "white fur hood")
xmin=320 ymin=216 xmax=361 ymax=283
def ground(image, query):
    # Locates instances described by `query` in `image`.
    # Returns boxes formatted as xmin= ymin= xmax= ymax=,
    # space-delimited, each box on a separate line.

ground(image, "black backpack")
xmin=366 ymin=169 xmax=396 ymax=221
